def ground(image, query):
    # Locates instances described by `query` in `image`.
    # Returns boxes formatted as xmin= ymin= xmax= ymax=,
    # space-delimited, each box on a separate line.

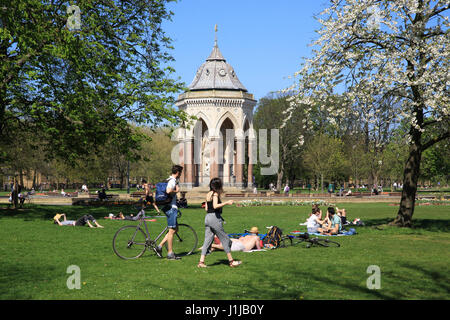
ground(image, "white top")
xmin=167 ymin=177 xmax=178 ymax=209
xmin=306 ymin=215 xmax=320 ymax=229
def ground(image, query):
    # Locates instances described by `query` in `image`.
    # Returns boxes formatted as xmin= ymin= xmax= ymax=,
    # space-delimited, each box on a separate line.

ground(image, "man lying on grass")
xmin=318 ymin=207 xmax=341 ymax=235
xmin=208 ymin=227 xmax=262 ymax=252
xmin=53 ymin=213 xmax=104 ymax=228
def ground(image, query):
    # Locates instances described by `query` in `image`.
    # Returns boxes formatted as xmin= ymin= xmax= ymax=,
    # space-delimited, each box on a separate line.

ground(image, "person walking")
xmin=197 ymin=177 xmax=241 ymax=268
xmin=153 ymin=165 xmax=183 ymax=260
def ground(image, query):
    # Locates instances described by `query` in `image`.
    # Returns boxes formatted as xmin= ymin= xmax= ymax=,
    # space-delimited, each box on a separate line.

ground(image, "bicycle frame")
xmin=134 ymin=218 xmax=168 ymax=245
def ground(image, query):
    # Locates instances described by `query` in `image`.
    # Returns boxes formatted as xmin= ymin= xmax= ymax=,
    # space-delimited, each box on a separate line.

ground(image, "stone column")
xmin=178 ymin=141 xmax=185 ymax=184
xmin=183 ymin=138 xmax=194 ymax=189
xmin=247 ymin=138 xmax=255 ymax=189
xmin=235 ymin=137 xmax=245 ymax=189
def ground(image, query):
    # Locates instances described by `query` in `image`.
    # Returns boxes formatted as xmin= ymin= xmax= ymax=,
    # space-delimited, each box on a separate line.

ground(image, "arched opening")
xmin=219 ymin=118 xmax=235 ymax=185
xmin=194 ymin=118 xmax=209 ymax=186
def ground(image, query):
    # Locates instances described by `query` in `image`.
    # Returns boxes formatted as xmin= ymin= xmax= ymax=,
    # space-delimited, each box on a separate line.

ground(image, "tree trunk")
xmin=276 ymin=161 xmax=284 ymax=191
xmin=391 ymin=131 xmax=422 ymax=227
xmin=32 ymin=169 xmax=37 ymax=189
xmin=12 ymin=176 xmax=19 ymax=208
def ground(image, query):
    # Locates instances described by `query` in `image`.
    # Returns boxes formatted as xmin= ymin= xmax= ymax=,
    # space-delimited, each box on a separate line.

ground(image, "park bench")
xmin=88 ymin=193 xmax=119 ymax=200
xmin=417 ymin=195 xmax=437 ymax=200
xmin=272 ymin=193 xmax=288 ymax=197
xmin=131 ymin=192 xmax=146 ymax=198
xmin=45 ymin=192 xmax=65 ymax=197
xmin=225 ymin=193 xmax=246 ymax=198
xmin=293 ymin=193 xmax=311 ymax=198
xmin=258 ymin=192 xmax=267 ymax=197
xmin=316 ymin=193 xmax=331 ymax=197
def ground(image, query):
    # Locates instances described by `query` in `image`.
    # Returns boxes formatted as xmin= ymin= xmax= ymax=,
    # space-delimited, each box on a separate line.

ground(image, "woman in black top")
xmin=197 ymin=178 xmax=241 ymax=268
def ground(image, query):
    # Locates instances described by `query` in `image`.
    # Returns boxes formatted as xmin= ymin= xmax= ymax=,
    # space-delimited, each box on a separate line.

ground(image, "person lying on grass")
xmin=318 ymin=207 xmax=341 ymax=235
xmin=114 ymin=210 xmax=146 ymax=221
xmin=53 ymin=213 xmax=104 ymax=228
xmin=336 ymin=206 xmax=348 ymax=225
xmin=206 ymin=227 xmax=262 ymax=252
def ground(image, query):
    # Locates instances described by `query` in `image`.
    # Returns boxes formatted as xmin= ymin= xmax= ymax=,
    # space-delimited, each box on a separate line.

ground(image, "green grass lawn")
xmin=0 ymin=202 xmax=449 ymax=300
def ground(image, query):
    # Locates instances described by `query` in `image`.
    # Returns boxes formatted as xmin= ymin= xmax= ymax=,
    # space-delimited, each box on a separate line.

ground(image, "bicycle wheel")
xmin=317 ymin=238 xmax=341 ymax=247
xmin=113 ymin=225 xmax=148 ymax=259
xmin=291 ymin=236 xmax=307 ymax=246
xmin=170 ymin=223 xmax=198 ymax=257
xmin=279 ymin=236 xmax=293 ymax=248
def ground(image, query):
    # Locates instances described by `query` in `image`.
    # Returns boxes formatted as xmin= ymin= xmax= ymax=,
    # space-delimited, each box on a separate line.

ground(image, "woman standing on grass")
xmin=197 ymin=178 xmax=241 ymax=268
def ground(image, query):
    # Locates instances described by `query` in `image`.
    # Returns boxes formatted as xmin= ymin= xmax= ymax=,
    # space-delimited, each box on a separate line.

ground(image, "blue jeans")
xmin=163 ymin=207 xmax=178 ymax=229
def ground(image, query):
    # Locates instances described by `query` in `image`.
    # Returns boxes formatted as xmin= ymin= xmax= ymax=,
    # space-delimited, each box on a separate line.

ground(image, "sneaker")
xmin=167 ymin=252 xmax=181 ymax=260
xmin=153 ymin=245 xmax=163 ymax=258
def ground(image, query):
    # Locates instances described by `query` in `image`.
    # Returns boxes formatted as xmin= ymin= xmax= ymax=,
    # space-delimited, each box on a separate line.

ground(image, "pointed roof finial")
xmin=214 ymin=24 xmax=218 ymax=47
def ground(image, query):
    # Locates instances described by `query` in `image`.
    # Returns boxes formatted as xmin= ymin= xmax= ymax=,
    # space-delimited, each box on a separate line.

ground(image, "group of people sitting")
xmin=305 ymin=204 xmax=347 ymax=235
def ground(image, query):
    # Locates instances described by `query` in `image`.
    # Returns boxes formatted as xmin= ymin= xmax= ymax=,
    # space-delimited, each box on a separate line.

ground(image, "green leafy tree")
xmin=254 ymin=93 xmax=304 ymax=190
xmin=303 ymin=134 xmax=348 ymax=192
xmin=1 ymin=0 xmax=186 ymax=207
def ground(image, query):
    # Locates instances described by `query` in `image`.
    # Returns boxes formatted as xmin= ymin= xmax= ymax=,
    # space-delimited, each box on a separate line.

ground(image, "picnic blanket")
xmin=291 ymin=228 xmax=357 ymax=237
xmin=228 ymin=232 xmax=267 ymax=240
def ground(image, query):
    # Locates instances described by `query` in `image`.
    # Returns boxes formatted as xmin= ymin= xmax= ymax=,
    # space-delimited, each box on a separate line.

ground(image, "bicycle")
xmin=112 ymin=208 xmax=198 ymax=260
xmin=284 ymin=232 xmax=340 ymax=248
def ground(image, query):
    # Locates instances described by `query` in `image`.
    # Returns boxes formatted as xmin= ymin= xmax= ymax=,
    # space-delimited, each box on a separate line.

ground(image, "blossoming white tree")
xmin=286 ymin=0 xmax=449 ymax=227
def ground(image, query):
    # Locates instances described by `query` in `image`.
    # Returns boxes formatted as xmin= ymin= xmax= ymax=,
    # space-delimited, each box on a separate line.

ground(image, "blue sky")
xmin=163 ymin=0 xmax=330 ymax=102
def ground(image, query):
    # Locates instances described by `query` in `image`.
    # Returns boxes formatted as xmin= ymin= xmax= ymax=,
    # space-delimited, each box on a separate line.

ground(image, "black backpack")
xmin=263 ymin=226 xmax=283 ymax=248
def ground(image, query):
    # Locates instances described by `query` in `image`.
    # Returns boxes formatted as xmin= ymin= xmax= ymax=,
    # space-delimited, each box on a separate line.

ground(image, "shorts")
xmin=307 ymin=227 xmax=318 ymax=234
xmin=146 ymin=195 xmax=154 ymax=204
xmin=75 ymin=215 xmax=96 ymax=226
xmin=231 ymin=240 xmax=245 ymax=252
xmin=163 ymin=206 xmax=178 ymax=229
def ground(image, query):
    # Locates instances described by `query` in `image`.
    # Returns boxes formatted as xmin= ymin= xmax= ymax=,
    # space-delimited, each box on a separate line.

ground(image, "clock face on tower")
xmin=219 ymin=69 xmax=226 ymax=77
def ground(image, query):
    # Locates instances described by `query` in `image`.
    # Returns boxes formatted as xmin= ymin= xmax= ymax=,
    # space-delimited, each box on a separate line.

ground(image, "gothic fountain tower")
xmin=175 ymin=25 xmax=257 ymax=190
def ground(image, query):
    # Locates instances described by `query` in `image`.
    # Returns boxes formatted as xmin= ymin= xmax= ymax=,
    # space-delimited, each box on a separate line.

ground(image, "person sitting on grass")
xmin=306 ymin=207 xmax=327 ymax=234
xmin=54 ymin=213 xmax=104 ymax=228
xmin=300 ymin=204 xmax=323 ymax=226
xmin=208 ymin=227 xmax=262 ymax=252
xmin=98 ymin=188 xmax=107 ymax=201
xmin=318 ymin=207 xmax=341 ymax=235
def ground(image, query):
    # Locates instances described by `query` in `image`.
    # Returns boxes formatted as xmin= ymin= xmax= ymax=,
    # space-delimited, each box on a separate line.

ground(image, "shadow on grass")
xmin=362 ymin=218 xmax=450 ymax=232
xmin=0 ymin=205 xmax=107 ymax=221
xmin=399 ymin=262 xmax=450 ymax=296
xmin=0 ymin=260 xmax=57 ymax=299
